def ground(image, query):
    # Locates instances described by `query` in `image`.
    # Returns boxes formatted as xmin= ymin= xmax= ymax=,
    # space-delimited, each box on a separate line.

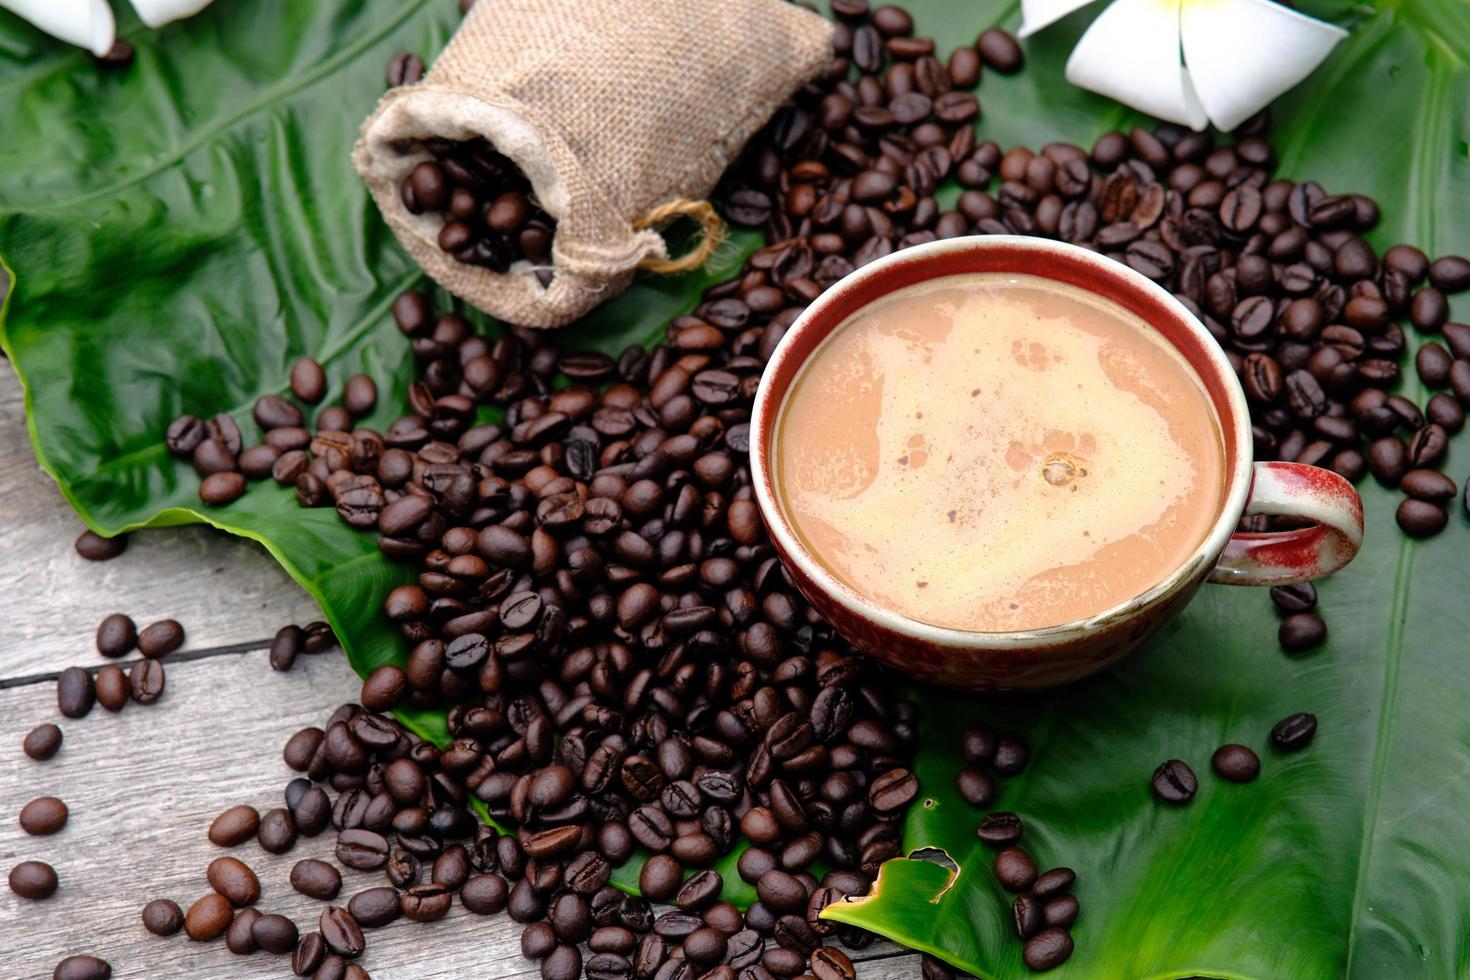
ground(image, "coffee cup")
xmin=750 ymin=235 xmax=1363 ymax=690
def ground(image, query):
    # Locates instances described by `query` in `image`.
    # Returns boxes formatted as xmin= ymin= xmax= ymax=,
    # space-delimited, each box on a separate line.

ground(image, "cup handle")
xmin=1209 ymin=461 xmax=1365 ymax=586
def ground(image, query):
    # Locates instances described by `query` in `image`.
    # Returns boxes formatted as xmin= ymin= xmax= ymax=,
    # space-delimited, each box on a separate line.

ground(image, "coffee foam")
xmin=775 ymin=273 xmax=1226 ymax=632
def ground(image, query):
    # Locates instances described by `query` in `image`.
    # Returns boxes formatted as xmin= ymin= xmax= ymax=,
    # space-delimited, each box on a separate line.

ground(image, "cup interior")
xmin=751 ymin=235 xmax=1255 ymax=642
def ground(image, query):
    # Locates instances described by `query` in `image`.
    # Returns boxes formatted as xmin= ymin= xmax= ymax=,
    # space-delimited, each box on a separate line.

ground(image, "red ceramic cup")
xmin=750 ymin=236 xmax=1364 ymax=690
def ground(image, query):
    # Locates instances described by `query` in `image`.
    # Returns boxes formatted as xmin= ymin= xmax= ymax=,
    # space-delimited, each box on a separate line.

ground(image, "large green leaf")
xmin=3 ymin=0 xmax=1470 ymax=973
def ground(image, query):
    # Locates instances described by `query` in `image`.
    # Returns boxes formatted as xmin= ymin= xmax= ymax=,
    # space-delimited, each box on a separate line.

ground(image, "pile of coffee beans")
xmin=399 ymin=139 xmax=557 ymax=281
xmin=139 ymin=0 xmax=1467 ymax=975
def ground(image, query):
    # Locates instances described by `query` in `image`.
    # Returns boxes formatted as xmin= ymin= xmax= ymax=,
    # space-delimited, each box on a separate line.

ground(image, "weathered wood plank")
xmin=0 ymin=648 xmax=918 ymax=978
xmin=0 ymin=369 xmax=322 ymax=678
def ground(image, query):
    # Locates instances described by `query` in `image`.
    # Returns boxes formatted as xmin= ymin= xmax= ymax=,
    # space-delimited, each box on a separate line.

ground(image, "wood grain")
xmin=0 ymin=369 xmax=323 ymax=679
xmin=0 ymin=649 xmax=919 ymax=978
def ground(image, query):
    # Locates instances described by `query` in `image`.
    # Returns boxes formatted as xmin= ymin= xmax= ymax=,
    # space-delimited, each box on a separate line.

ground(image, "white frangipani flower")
xmin=1 ymin=0 xmax=214 ymax=55
xmin=1020 ymin=0 xmax=1349 ymax=132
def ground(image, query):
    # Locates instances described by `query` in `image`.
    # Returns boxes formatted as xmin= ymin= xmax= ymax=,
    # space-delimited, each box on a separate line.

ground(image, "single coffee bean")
xmin=1271 ymin=712 xmax=1318 ymax=752
xmin=1032 ymin=867 xmax=1076 ymax=899
xmin=185 ymin=892 xmax=235 ymax=941
xmin=977 ymin=812 xmax=1023 ymax=849
xmin=994 ymin=847 xmax=1038 ymax=892
xmin=290 ymin=859 xmax=342 ymax=900
xmin=1279 ymin=613 xmax=1327 ymax=652
xmin=959 ymin=725 xmax=996 ymax=764
xmin=343 ymin=374 xmax=378 ymax=417
xmin=138 ymin=619 xmax=185 ymax=658
xmin=975 ymin=27 xmax=1023 ymax=72
xmin=52 ymin=956 xmax=111 ymax=980
xmin=270 ymin=624 xmax=303 ymax=672
xmin=402 ymin=883 xmax=454 ymax=922
xmin=1012 ymin=893 xmax=1044 ymax=939
xmin=253 ymin=913 xmax=300 ymax=954
xmin=1397 ymin=498 xmax=1448 ymax=537
xmin=292 ymin=358 xmax=328 ymax=403
xmin=209 ymin=805 xmax=259 ymax=847
xmin=955 ymin=767 xmax=996 ymax=808
xmin=319 ymin=906 xmax=366 ymax=957
xmin=868 ymin=767 xmax=919 ymax=812
xmin=9 ymin=860 xmax=59 ymax=899
xmin=74 ymin=529 xmax=127 ymax=561
xmin=23 ymin=723 xmax=63 ymax=761
xmin=19 ymin=796 xmax=68 ymax=836
xmin=1043 ymin=895 xmax=1080 ymax=929
xmin=348 ymin=886 xmax=403 ymax=929
xmin=95 ymin=613 xmax=138 ymax=658
xmin=56 ymin=667 xmax=95 ymax=718
xmin=293 ymin=932 xmax=327 ymax=976
xmin=1269 ymin=582 xmax=1317 ymax=613
xmin=200 ymin=470 xmax=248 ymax=506
xmin=993 ymin=734 xmax=1029 ymax=776
xmin=543 ymin=944 xmax=583 ymax=980
xmin=1401 ymin=469 xmax=1458 ymax=502
xmin=336 ymin=828 xmax=391 ymax=870
xmin=462 ymin=873 xmax=510 ymax=914
xmin=1151 ymin=759 xmax=1198 ymax=804
xmin=227 ymin=907 xmax=262 ymax=955
xmin=142 ymin=898 xmax=185 ymax=935
xmin=1022 ymin=927 xmax=1074 ymax=971
xmin=94 ymin=665 xmax=129 ymax=711
xmin=361 ymin=665 xmax=408 ymax=711
xmin=1212 ymin=744 xmax=1261 ymax=782
xmin=207 ymin=856 xmax=261 ymax=907
xmin=129 ymin=659 xmax=166 ymax=704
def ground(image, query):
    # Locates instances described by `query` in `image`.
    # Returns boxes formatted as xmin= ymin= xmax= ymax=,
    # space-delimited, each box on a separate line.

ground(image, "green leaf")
xmin=817 ymin=1 xmax=1470 ymax=978
xmin=4 ymin=0 xmax=1470 ymax=969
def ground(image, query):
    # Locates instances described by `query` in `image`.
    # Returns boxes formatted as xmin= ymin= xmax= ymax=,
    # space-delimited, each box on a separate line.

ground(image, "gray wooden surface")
xmin=0 ymin=368 xmax=925 ymax=978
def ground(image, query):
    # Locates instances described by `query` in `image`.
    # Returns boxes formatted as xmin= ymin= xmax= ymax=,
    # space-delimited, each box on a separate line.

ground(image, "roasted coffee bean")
xmin=128 ymin=659 xmax=166 ymax=704
xmin=977 ymin=811 xmax=1023 ymax=848
xmin=975 ymin=27 xmax=1023 ymax=72
xmin=227 ymin=907 xmax=262 ymax=954
xmin=52 ymin=956 xmax=112 ymax=980
xmin=992 ymin=734 xmax=1029 ymax=776
xmin=1279 ymin=613 xmax=1327 ymax=652
xmin=95 ymin=613 xmax=138 ymax=658
xmin=56 ymin=667 xmax=95 ymax=719
xmin=19 ymin=796 xmax=68 ymax=836
xmin=956 ymin=767 xmax=996 ymax=808
xmin=1271 ymin=712 xmax=1318 ymax=752
xmin=1151 ymin=760 xmax=1197 ymax=804
xmin=1022 ymin=928 xmax=1074 ymax=971
xmin=993 ymin=847 xmax=1038 ymax=892
xmin=293 ymin=932 xmax=327 ymax=976
xmin=544 ymin=944 xmax=583 ymax=980
xmin=142 ymin=898 xmax=185 ymax=935
xmin=1013 ymin=893 xmax=1044 ymax=939
xmin=1269 ymin=582 xmax=1317 ymax=613
xmin=9 ymin=860 xmax=58 ymax=900
xmin=253 ymin=913 xmax=300 ymax=954
xmin=23 ymin=723 xmax=63 ymax=761
xmin=1397 ymin=498 xmax=1448 ymax=537
xmin=290 ymin=859 xmax=343 ymax=900
xmin=95 ymin=665 xmax=129 ymax=711
xmin=402 ymin=883 xmax=454 ymax=922
xmin=337 ymin=829 xmax=391 ymax=870
xmin=185 ymin=893 xmax=234 ymax=941
xmin=319 ymin=906 xmax=366 ymax=957
xmin=138 ymin=619 xmax=185 ymax=658
xmin=75 ymin=528 xmax=129 ymax=563
xmin=1212 ymin=744 xmax=1261 ymax=782
xmin=1401 ymin=469 xmax=1458 ymax=502
xmin=462 ymin=873 xmax=510 ymax=914
xmin=208 ymin=856 xmax=261 ymax=907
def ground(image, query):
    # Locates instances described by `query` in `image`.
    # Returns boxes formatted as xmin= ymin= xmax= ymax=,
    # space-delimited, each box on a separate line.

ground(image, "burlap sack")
xmin=353 ymin=0 xmax=833 ymax=329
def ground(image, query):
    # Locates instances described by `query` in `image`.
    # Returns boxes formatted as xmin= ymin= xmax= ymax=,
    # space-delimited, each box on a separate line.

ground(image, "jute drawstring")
xmin=635 ymin=199 xmax=728 ymax=275
xmin=352 ymin=0 xmax=832 ymax=329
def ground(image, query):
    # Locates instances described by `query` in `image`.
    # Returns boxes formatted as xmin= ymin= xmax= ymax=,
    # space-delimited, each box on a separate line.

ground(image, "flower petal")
xmin=128 ymin=0 xmax=214 ymax=29
xmin=1020 ymin=0 xmax=1100 ymax=38
xmin=1181 ymin=0 xmax=1346 ymax=132
xmin=1 ymin=0 xmax=115 ymax=54
xmin=1065 ymin=0 xmax=1208 ymax=130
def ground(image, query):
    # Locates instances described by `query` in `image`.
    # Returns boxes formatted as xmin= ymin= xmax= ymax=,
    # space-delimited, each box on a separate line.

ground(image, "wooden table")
xmin=0 ymin=368 xmax=925 ymax=979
